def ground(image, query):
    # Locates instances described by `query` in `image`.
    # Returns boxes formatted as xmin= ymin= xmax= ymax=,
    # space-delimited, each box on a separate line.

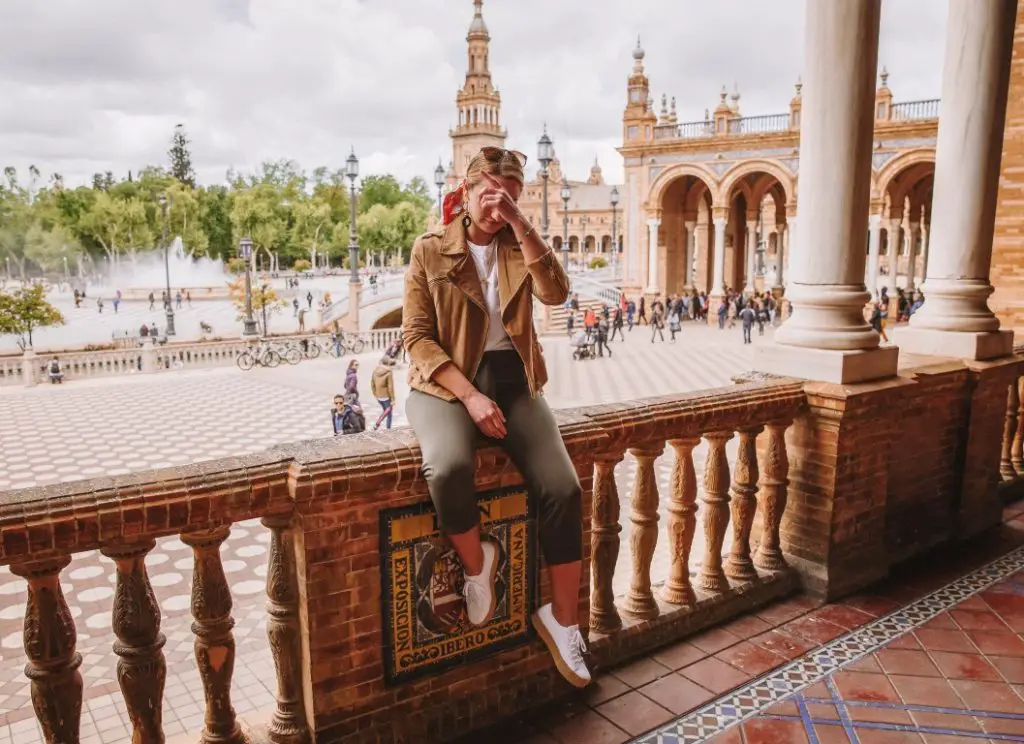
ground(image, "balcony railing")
xmin=0 ymin=376 xmax=805 ymax=742
xmin=732 ymin=113 xmax=790 ymax=135
xmin=657 ymin=120 xmax=715 ymax=140
xmin=999 ymin=344 xmax=1024 ymax=500
xmin=890 ymin=98 xmax=940 ymax=121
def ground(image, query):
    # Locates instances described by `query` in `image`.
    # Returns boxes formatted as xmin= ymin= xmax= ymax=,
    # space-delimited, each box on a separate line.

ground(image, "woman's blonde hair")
xmin=465 ymin=149 xmax=525 ymax=189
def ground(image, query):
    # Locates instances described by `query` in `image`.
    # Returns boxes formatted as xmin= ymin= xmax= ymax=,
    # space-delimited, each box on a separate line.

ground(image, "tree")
xmin=24 ymin=224 xmax=82 ymax=273
xmin=291 ymin=197 xmax=334 ymax=267
xmin=359 ymin=175 xmax=405 ymax=213
xmin=0 ymin=284 xmax=65 ymax=349
xmin=230 ymin=184 xmax=286 ymax=270
xmin=356 ymin=200 xmax=429 ymax=265
xmin=227 ymin=277 xmax=285 ymax=335
xmin=79 ymin=192 xmax=153 ymax=272
xmin=168 ymin=124 xmax=196 ymax=188
xmin=293 ymin=258 xmax=312 ymax=272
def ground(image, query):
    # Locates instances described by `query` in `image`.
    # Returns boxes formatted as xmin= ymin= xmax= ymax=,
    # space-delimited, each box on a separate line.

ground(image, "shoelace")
xmin=463 ymin=578 xmax=483 ymax=607
xmin=568 ymin=628 xmax=588 ymax=668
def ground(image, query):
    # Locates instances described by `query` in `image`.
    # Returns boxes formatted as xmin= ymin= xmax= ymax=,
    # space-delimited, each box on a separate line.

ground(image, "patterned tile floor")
xmin=0 ymin=323 xmax=758 ymax=743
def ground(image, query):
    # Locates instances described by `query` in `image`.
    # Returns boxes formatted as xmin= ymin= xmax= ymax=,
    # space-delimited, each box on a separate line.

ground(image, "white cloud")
xmin=0 ymin=0 xmax=947 ymax=189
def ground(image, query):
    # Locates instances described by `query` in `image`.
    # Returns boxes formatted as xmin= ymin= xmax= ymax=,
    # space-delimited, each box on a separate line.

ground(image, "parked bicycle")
xmin=236 ymin=342 xmax=283 ymax=370
xmin=326 ymin=332 xmax=366 ymax=358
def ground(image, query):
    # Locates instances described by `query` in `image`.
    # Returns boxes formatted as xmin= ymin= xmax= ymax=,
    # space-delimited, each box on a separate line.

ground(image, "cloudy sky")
xmin=0 ymin=0 xmax=947 ymax=190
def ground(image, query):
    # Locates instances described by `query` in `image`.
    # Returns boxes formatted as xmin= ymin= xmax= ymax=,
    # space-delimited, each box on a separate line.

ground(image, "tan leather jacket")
xmin=402 ymin=220 xmax=570 ymax=402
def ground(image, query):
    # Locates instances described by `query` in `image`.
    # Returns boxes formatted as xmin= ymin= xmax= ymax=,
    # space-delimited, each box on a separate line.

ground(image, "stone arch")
xmin=716 ymin=158 xmax=796 ymax=209
xmin=873 ymin=147 xmax=936 ymax=203
xmin=647 ymin=163 xmax=722 ymax=208
xmin=373 ymin=306 xmax=402 ymax=329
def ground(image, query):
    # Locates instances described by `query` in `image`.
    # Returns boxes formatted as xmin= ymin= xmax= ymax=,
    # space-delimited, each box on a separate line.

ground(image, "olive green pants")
xmin=406 ymin=350 xmax=582 ymax=566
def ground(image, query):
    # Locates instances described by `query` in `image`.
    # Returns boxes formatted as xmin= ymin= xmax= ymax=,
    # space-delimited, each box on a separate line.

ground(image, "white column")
xmin=866 ymin=214 xmax=882 ymax=295
xmin=901 ymin=0 xmax=1016 ymax=360
xmin=920 ymin=222 xmax=930 ymax=277
xmin=774 ymin=224 xmax=787 ymax=290
xmin=646 ymin=218 xmax=661 ymax=293
xmin=755 ymin=0 xmax=896 ymax=384
xmin=745 ymin=221 xmax=757 ymax=293
xmin=711 ymin=217 xmax=727 ymax=296
xmin=684 ymin=220 xmax=696 ymax=289
xmin=905 ymin=221 xmax=920 ymax=290
xmin=887 ymin=218 xmax=902 ymax=291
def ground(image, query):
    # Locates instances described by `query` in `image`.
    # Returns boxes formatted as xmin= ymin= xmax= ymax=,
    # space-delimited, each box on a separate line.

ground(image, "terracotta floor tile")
xmin=740 ymin=718 xmax=810 ymax=744
xmin=811 ymin=722 xmax=853 ymax=744
xmin=918 ymin=613 xmax=957 ymax=631
xmin=583 ymin=674 xmax=630 ymax=707
xmin=749 ymin=629 xmax=816 ymax=660
xmin=954 ymin=595 xmax=991 ymax=611
xmin=679 ymin=657 xmax=752 ymax=694
xmin=966 ymin=628 xmax=1024 ymax=657
xmin=845 ymin=654 xmax=883 ymax=674
xmin=929 ymin=651 xmax=1002 ymax=681
xmin=593 ymin=690 xmax=674 ymax=737
xmin=949 ymin=609 xmax=1009 ymax=632
xmin=980 ymin=714 xmax=1024 ymax=735
xmin=885 ymin=633 xmax=922 ymax=650
xmin=548 ymin=710 xmax=629 ymax=744
xmin=841 ymin=595 xmax=901 ymax=618
xmin=762 ymin=699 xmax=800 ymax=716
xmin=855 ymin=730 xmax=924 ymax=743
xmin=703 ymin=727 xmax=743 ymax=744
xmin=990 ymin=654 xmax=1024 ymax=683
xmin=608 ymin=657 xmax=672 ymax=688
xmin=755 ymin=596 xmax=819 ymax=626
xmin=949 ymin=679 xmax=1024 ymax=713
xmin=637 ymin=673 xmax=714 ymax=716
xmin=831 ymin=670 xmax=901 ymax=703
xmin=803 ymin=681 xmax=831 ymax=699
xmin=804 ymin=702 xmax=838 ymax=719
xmin=845 ymin=702 xmax=912 ymax=725
xmin=812 ymin=604 xmax=876 ymax=630
xmin=781 ymin=615 xmax=848 ymax=645
xmin=713 ymin=642 xmax=786 ymax=676
xmin=913 ymin=628 xmax=977 ymax=654
xmin=918 ymin=733 xmax=973 ymax=744
xmin=719 ymin=614 xmax=772 ymax=639
xmin=687 ymin=627 xmax=742 ymax=654
xmin=650 ymin=640 xmax=706 ymax=671
xmin=908 ymin=709 xmax=984 ymax=734
xmin=874 ymin=648 xmax=942 ymax=677
xmin=888 ymin=674 xmax=965 ymax=708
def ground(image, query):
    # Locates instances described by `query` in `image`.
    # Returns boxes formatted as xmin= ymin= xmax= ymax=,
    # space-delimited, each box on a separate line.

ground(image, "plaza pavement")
xmin=0 ymin=319 xmax=765 ymax=743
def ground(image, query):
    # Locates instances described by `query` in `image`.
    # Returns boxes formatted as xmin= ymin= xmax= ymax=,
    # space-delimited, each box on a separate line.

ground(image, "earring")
xmin=462 ymin=213 xmax=472 ymax=228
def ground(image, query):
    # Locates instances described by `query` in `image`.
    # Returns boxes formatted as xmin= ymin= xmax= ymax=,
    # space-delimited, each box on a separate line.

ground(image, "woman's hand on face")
xmin=479 ymin=171 xmax=524 ymax=228
xmin=462 ymin=389 xmax=507 ymax=439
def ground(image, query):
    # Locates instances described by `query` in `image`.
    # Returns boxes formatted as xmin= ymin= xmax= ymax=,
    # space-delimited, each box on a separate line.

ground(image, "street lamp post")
xmin=433 ymin=160 xmax=446 ymax=225
xmin=580 ymin=215 xmax=590 ymax=265
xmin=345 ymin=148 xmax=363 ymax=332
xmin=537 ymin=126 xmax=554 ymax=243
xmin=239 ymin=237 xmax=258 ymax=337
xmin=610 ymin=186 xmax=620 ymax=278
xmin=158 ymin=194 xmax=176 ymax=336
xmin=560 ymin=178 xmax=572 ymax=270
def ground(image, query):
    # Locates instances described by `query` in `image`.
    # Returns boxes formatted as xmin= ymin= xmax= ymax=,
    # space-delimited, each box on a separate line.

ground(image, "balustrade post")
xmin=1012 ymin=376 xmax=1024 ymax=477
xmin=11 ymin=556 xmax=83 ymax=744
xmin=725 ymin=427 xmax=763 ymax=582
xmin=103 ymin=540 xmax=167 ymax=744
xmin=1003 ymin=380 xmax=1021 ymax=480
xmin=623 ymin=444 xmax=664 ymax=620
xmin=261 ymin=516 xmax=312 ymax=744
xmin=182 ymin=526 xmax=245 ymax=744
xmin=590 ymin=455 xmax=624 ymax=634
xmin=659 ymin=438 xmax=700 ymax=606
xmin=699 ymin=432 xmax=734 ymax=591
xmin=754 ymin=420 xmax=792 ymax=571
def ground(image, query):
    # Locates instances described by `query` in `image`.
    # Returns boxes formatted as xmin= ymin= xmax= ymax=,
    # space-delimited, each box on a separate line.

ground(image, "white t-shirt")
xmin=467 ymin=240 xmax=514 ymax=352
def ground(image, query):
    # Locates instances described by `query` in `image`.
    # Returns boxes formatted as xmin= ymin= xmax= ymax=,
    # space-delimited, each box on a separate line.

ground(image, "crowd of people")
xmin=869 ymin=286 xmax=925 ymax=342
xmin=331 ymin=336 xmax=405 ymax=436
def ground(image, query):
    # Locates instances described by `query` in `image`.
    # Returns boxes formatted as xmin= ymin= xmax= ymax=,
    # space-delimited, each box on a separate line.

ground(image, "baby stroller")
xmin=571 ymin=330 xmax=597 ymax=361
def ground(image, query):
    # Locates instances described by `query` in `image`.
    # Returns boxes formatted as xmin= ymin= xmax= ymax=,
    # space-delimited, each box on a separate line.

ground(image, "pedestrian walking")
xmin=668 ymin=309 xmax=681 ymax=342
xmin=97 ymin=297 xmax=104 ymax=314
xmin=649 ymin=296 xmax=665 ymax=343
xmin=370 ymin=357 xmax=397 ymax=430
xmin=175 ymin=291 xmax=182 ymax=310
xmin=739 ymin=301 xmax=756 ymax=345
xmin=610 ymin=307 xmax=625 ymax=342
xmin=306 ymin=291 xmax=313 ymax=310
xmin=637 ymin=296 xmax=648 ymax=325
xmin=345 ymin=360 xmax=360 ymax=402
xmin=596 ymin=316 xmax=612 ymax=358
xmin=186 ymin=291 xmax=192 ymax=308
xmin=626 ymin=300 xmax=635 ymax=331
xmin=293 ymin=297 xmax=300 ymax=317
xmin=113 ymin=296 xmax=120 ymax=314
xmin=717 ymin=298 xmax=728 ymax=329
xmin=148 ymin=292 xmax=155 ymax=311
xmin=870 ymin=301 xmax=888 ymax=343
xmin=298 ymin=308 xmax=306 ymax=333
xmin=566 ymin=313 xmax=575 ymax=337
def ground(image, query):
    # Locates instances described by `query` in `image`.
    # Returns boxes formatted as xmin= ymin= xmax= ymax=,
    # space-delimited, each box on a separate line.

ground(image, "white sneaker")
xmin=463 ymin=541 xmax=499 ymax=627
xmin=532 ymin=603 xmax=592 ymax=688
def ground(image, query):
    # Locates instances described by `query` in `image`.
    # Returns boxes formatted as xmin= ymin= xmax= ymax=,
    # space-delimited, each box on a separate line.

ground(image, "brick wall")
xmin=991 ymin=6 xmax=1024 ymax=331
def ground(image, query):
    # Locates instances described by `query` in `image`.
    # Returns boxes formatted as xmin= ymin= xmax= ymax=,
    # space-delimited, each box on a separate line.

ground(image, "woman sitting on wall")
xmin=402 ymin=147 xmax=589 ymax=687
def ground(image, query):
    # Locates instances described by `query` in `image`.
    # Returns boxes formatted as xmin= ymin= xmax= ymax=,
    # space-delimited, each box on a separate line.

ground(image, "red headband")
xmin=442 ymin=181 xmax=467 ymax=225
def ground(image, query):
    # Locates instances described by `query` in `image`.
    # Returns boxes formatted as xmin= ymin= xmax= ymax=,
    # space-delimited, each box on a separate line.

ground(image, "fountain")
xmin=115 ymin=237 xmax=233 ymax=301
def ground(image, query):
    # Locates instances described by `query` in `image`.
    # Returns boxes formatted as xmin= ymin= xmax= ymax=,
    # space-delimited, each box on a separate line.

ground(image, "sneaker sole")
xmin=467 ymin=547 xmax=500 ymax=628
xmin=531 ymin=613 xmax=590 ymax=689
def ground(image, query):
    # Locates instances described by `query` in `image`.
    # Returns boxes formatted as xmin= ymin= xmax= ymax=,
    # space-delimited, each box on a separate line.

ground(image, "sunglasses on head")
xmin=480 ymin=147 xmax=528 ymax=167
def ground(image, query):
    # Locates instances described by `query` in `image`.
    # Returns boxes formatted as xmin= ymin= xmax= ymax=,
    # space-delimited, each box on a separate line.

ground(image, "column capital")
xmin=745 ymin=220 xmax=758 ymax=230
xmin=646 ymin=217 xmax=662 ymax=228
xmin=869 ymin=214 xmax=882 ymax=228
xmin=712 ymin=206 xmax=729 ymax=222
xmin=683 ymin=220 xmax=697 ymax=231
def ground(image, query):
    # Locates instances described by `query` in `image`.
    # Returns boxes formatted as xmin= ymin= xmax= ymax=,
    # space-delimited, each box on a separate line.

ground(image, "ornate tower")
xmin=623 ymin=38 xmax=656 ymax=144
xmin=450 ymin=0 xmax=507 ymax=183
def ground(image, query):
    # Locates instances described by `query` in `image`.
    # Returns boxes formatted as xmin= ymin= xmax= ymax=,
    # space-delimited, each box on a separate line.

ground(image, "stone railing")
xmin=999 ymin=344 xmax=1024 ymax=501
xmin=890 ymin=98 xmax=941 ymax=121
xmin=0 ymin=376 xmax=804 ymax=743
xmin=732 ymin=112 xmax=790 ymax=134
xmin=2 ymin=329 xmax=405 ymax=386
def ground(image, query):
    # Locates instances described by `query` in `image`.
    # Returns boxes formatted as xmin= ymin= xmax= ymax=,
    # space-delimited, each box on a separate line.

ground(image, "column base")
xmin=753 ymin=343 xmax=899 ymax=384
xmin=895 ymin=327 xmax=1014 ymax=361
